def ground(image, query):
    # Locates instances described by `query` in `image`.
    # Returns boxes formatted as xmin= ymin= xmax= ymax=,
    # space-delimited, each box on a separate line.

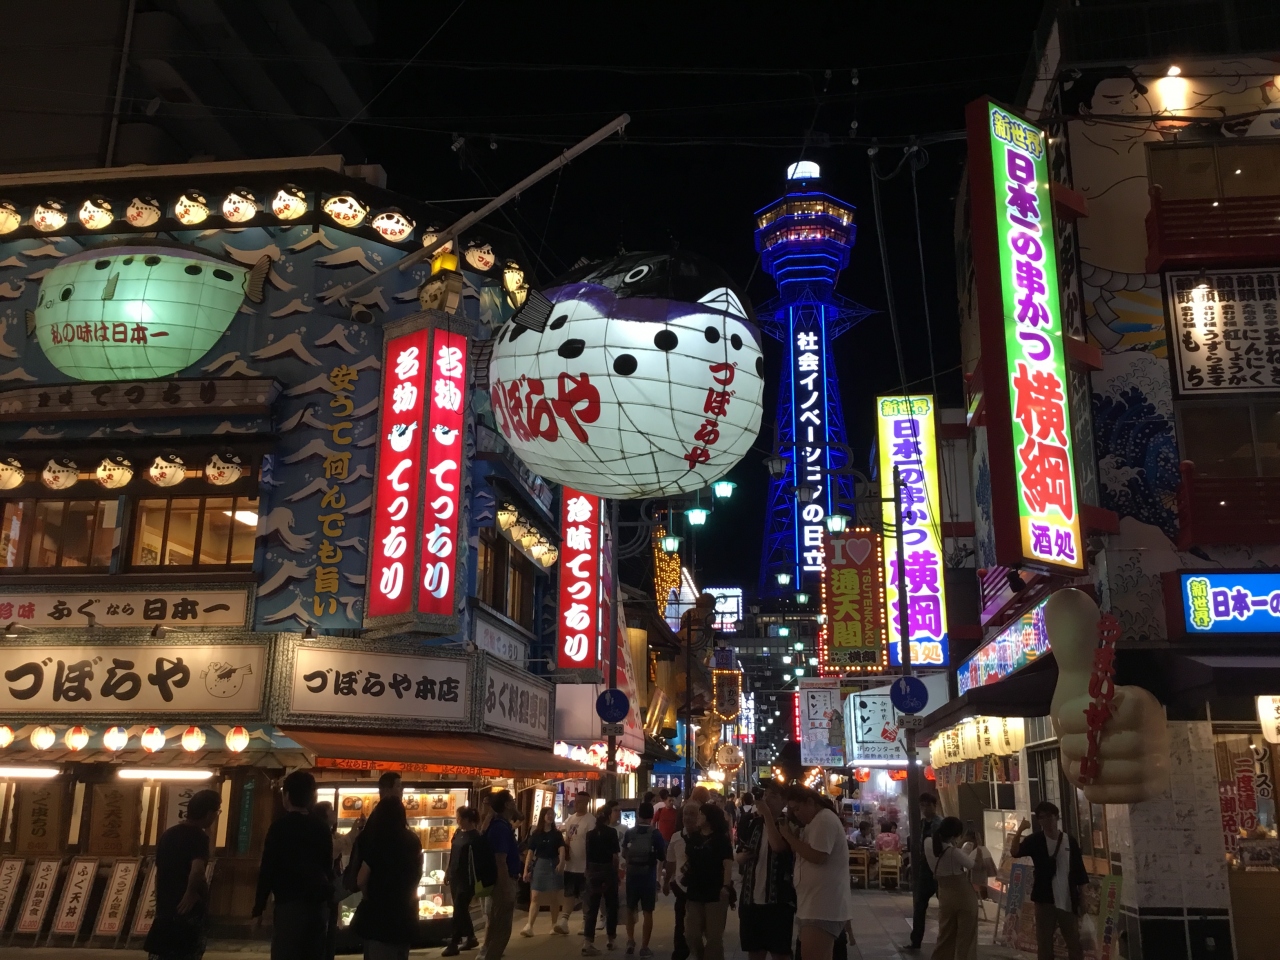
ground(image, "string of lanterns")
xmin=927 ymin=716 xmax=1026 ymax=768
xmin=0 ymin=452 xmax=247 ymax=493
xmin=496 ymin=502 xmax=558 ymax=568
xmin=2 ymin=724 xmax=251 ymax=755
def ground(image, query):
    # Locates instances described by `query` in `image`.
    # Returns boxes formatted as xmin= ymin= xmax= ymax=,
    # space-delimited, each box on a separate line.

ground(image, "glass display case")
xmin=317 ymin=783 xmax=471 ymax=931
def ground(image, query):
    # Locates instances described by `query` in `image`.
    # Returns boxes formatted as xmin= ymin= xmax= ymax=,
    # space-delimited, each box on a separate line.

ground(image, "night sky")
xmin=355 ymin=1 xmax=1045 ymax=588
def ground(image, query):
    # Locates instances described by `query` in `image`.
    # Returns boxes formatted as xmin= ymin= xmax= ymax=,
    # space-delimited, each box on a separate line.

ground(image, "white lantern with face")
xmin=464 ymin=239 xmax=496 ymax=271
xmin=125 ymin=196 xmax=162 ymax=228
xmin=148 ymin=453 xmax=186 ymax=488
xmin=371 ymin=209 xmax=414 ymax=243
xmin=95 ymin=454 xmax=134 ymax=490
xmin=488 ymin=251 xmax=765 ymax=498
xmin=323 ymin=195 xmax=368 ymax=227
xmin=174 ymin=190 xmax=210 ymax=226
xmin=41 ymin=458 xmax=78 ymax=491
xmin=222 ymin=188 xmax=258 ymax=223
xmin=0 ymin=202 xmax=20 ymax=235
xmin=78 ymin=196 xmax=114 ymax=230
xmin=32 ymin=200 xmax=68 ymax=233
xmin=0 ymin=457 xmax=23 ymax=490
xmin=272 ymin=185 xmax=307 ymax=220
xmin=205 ymin=452 xmax=245 ymax=486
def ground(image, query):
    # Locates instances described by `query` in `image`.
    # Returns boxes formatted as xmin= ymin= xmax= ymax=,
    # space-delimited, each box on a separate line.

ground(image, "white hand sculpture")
xmin=1045 ymin=588 xmax=1170 ymax=804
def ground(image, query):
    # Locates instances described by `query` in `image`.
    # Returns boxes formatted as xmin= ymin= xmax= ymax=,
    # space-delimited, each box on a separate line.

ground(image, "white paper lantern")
xmin=125 ymin=196 xmax=162 ymax=228
xmin=464 ymin=239 xmax=496 ymax=271
xmin=95 ymin=455 xmax=133 ymax=490
xmin=371 ymin=209 xmax=414 ymax=243
xmin=78 ymin=196 xmax=114 ymax=230
xmin=0 ymin=726 xmax=14 ymax=748
xmin=489 ymin=252 xmax=764 ymax=498
xmin=174 ymin=191 xmax=210 ymax=226
xmin=103 ymin=726 xmax=128 ymax=752
xmin=64 ymin=726 xmax=89 ymax=751
xmin=0 ymin=457 xmax=23 ymax=490
xmin=272 ymin=185 xmax=308 ymax=220
xmin=975 ymin=716 xmax=999 ymax=756
xmin=140 ymin=726 xmax=166 ymax=753
xmin=181 ymin=726 xmax=206 ymax=752
xmin=148 ymin=453 xmax=186 ymax=487
xmin=958 ymin=719 xmax=980 ymax=761
xmin=323 ymin=194 xmax=367 ymax=227
xmin=29 ymin=726 xmax=56 ymax=750
xmin=221 ymin=188 xmax=258 ymax=223
xmin=225 ymin=725 xmax=250 ymax=753
xmin=41 ymin=458 xmax=78 ymax=490
xmin=205 ymin=452 xmax=244 ymax=486
xmin=32 ymin=200 xmax=68 ymax=233
xmin=999 ymin=717 xmax=1026 ymax=755
xmin=0 ymin=202 xmax=20 ymax=235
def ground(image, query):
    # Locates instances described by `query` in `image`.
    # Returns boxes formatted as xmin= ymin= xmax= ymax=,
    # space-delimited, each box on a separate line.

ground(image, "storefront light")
xmin=539 ymin=545 xmax=558 ymax=568
xmin=29 ymin=726 xmax=55 ymax=751
xmin=497 ymin=503 xmax=519 ymax=531
xmin=0 ymin=202 xmax=19 ymax=235
xmin=225 ymin=726 xmax=250 ymax=753
xmin=118 ymin=769 xmax=214 ymax=781
xmin=323 ymin=194 xmax=368 ymax=228
xmin=222 ymin=188 xmax=258 ymax=223
xmin=103 ymin=726 xmax=128 ymax=752
xmin=41 ymin=459 xmax=78 ymax=491
xmin=371 ymin=209 xmax=415 ymax=243
xmin=31 ymin=200 xmax=68 ymax=233
xmin=140 ymin=726 xmax=166 ymax=753
xmin=64 ymin=726 xmax=89 ymax=751
xmin=0 ymin=458 xmax=23 ymax=490
xmin=502 ymin=261 xmax=528 ymax=308
xmin=95 ymin=456 xmax=133 ymax=490
xmin=181 ymin=726 xmax=206 ymax=752
xmin=272 ymin=185 xmax=308 ymax=220
xmin=147 ymin=454 xmax=186 ymax=488
xmin=78 ymin=196 xmax=114 ymax=230
xmin=206 ymin=452 xmax=245 ymax=486
xmin=0 ymin=726 xmax=12 ymax=749
xmin=174 ymin=190 xmax=210 ymax=226
xmin=0 ymin=767 xmax=59 ymax=780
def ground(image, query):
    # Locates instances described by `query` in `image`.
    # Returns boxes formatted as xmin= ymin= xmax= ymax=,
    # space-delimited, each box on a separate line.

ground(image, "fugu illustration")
xmin=488 ymin=250 xmax=765 ymax=499
xmin=30 ymin=240 xmax=269 ymax=381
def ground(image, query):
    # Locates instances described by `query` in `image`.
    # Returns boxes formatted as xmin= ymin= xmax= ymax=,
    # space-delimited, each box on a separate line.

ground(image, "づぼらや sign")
xmin=289 ymin=646 xmax=469 ymax=725
xmin=557 ymin=488 xmax=601 ymax=669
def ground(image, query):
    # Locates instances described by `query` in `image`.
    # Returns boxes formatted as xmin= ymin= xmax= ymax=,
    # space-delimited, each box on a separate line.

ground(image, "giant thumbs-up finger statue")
xmin=1045 ymin=588 xmax=1170 ymax=804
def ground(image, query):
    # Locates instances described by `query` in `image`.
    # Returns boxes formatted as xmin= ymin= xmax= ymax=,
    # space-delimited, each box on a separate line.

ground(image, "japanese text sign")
xmin=370 ymin=328 xmax=429 ymax=619
xmin=52 ymin=857 xmax=98 ymax=936
xmin=844 ymin=692 xmax=907 ymax=765
xmin=821 ymin=530 xmax=885 ymax=671
xmin=966 ymin=98 xmax=1083 ymax=573
xmin=0 ymin=589 xmax=248 ymax=628
xmin=798 ymin=677 xmax=844 ymax=767
xmin=16 ymin=859 xmax=60 ymax=934
xmin=289 ymin=647 xmax=468 ymax=723
xmin=957 ymin=596 xmax=1050 ymax=695
xmin=876 ymin=395 xmax=949 ymax=667
xmin=0 ymin=859 xmax=23 ymax=936
xmin=793 ymin=321 xmax=830 ymax=576
xmin=0 ymin=644 xmax=265 ymax=714
xmin=93 ymin=859 xmax=140 ymax=937
xmin=1179 ymin=572 xmax=1280 ymax=634
xmin=418 ymin=327 xmax=468 ymax=617
xmin=556 ymin=488 xmax=602 ymax=669
xmin=1166 ymin=268 xmax=1280 ymax=394
xmin=483 ymin=661 xmax=554 ymax=745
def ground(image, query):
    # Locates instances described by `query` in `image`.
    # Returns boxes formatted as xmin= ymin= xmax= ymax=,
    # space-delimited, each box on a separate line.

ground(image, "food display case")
xmin=317 ymin=783 xmax=471 ymax=945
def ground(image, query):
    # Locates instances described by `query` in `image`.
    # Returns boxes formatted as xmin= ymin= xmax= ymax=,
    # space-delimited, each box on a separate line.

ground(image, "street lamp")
xmin=796 ymin=484 xmax=818 ymax=502
xmin=659 ymin=534 xmax=682 ymax=554
xmin=684 ymin=506 xmax=709 ymax=526
xmin=793 ymin=641 xmax=803 ymax=650
xmin=775 ymin=571 xmax=793 ymax=586
xmin=795 ymin=592 xmax=810 ymax=605
xmin=764 ymin=453 xmax=788 ymax=478
xmin=778 ymin=626 xmax=791 ymax=637
xmin=711 ymin=480 xmax=737 ymax=499
xmin=824 ymin=513 xmax=849 ymax=534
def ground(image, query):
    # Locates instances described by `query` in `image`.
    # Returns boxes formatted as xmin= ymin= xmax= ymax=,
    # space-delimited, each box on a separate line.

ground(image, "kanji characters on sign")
xmin=557 ymin=488 xmax=601 ymax=669
xmin=418 ymin=329 xmax=468 ymax=617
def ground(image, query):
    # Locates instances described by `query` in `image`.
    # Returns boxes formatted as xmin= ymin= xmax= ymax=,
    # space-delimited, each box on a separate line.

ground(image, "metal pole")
xmin=104 ymin=0 xmax=137 ymax=167
xmin=685 ymin=607 xmax=693 ymax=796
xmin=894 ymin=465 xmax=923 ymax=886
xmin=607 ymin=498 xmax=620 ymax=798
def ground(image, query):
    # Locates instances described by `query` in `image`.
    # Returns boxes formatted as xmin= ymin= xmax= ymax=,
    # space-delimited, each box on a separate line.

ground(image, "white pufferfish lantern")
xmin=371 ymin=209 xmax=414 ymax=243
xmin=488 ymin=251 xmax=764 ymax=499
xmin=205 ymin=451 xmax=244 ymax=486
xmin=95 ymin=454 xmax=134 ymax=490
xmin=41 ymin=458 xmax=79 ymax=491
xmin=0 ymin=457 xmax=23 ymax=490
xmin=148 ymin=452 xmax=186 ymax=488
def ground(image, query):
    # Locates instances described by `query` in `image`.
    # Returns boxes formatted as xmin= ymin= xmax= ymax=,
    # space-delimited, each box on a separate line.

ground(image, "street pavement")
xmin=0 ymin=888 xmax=1025 ymax=959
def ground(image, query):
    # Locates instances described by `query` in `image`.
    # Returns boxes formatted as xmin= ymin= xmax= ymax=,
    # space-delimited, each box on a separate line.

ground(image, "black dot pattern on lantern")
xmin=704 ymin=326 xmax=720 ymax=343
xmin=557 ymin=338 xmax=585 ymax=359
xmin=756 ymin=356 xmax=765 ymax=377
xmin=613 ymin=354 xmax=638 ymax=376
xmin=654 ymin=329 xmax=678 ymax=351
xmin=549 ymin=314 xmax=569 ymax=330
xmin=730 ymin=333 xmax=743 ymax=350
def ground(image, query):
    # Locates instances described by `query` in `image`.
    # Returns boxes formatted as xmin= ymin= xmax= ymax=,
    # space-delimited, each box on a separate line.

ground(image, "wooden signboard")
xmin=88 ymin=784 xmax=140 ymax=857
xmin=14 ymin=858 xmax=61 ymax=935
xmin=92 ymin=858 xmax=140 ymax=938
xmin=15 ymin=784 xmax=63 ymax=856
xmin=51 ymin=857 xmax=97 ymax=937
xmin=0 ymin=858 xmax=25 ymax=934
xmin=129 ymin=860 xmax=157 ymax=938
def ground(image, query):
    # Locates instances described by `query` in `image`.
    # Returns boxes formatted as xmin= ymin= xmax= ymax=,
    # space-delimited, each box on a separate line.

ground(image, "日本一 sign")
xmin=556 ymin=487 xmax=602 ymax=670
xmin=822 ymin=530 xmax=885 ymax=670
xmin=966 ymin=97 xmax=1083 ymax=574
xmin=1179 ymin=572 xmax=1280 ymax=634
xmin=876 ymin=395 xmax=949 ymax=667
xmin=289 ymin=646 xmax=468 ymax=723
xmin=0 ymin=589 xmax=248 ymax=628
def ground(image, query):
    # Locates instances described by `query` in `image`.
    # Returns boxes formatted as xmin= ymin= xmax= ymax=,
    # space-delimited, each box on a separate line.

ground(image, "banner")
xmin=798 ymin=677 xmax=843 ymax=766
xmin=289 ymin=647 xmax=468 ymax=723
xmin=822 ymin=530 xmax=884 ymax=670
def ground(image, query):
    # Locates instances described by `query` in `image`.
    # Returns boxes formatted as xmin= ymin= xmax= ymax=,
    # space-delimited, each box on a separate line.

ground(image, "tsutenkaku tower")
xmin=756 ymin=161 xmax=872 ymax=595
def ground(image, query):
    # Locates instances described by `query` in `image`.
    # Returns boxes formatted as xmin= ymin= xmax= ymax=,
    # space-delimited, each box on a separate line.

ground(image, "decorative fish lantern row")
xmin=487 ymin=251 xmax=765 ymax=499
xmin=31 ymin=241 xmax=269 ymax=381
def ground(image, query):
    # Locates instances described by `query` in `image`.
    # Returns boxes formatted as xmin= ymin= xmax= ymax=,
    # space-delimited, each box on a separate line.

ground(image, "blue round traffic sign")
xmin=890 ymin=676 xmax=929 ymax=715
xmin=596 ymin=689 xmax=630 ymax=724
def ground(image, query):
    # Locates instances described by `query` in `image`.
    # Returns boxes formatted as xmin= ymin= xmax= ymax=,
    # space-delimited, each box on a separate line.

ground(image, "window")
xmin=1179 ymin=401 xmax=1280 ymax=477
xmin=477 ymin=525 xmax=535 ymax=630
xmin=131 ymin=496 xmax=257 ymax=569
xmin=0 ymin=499 xmax=115 ymax=573
xmin=1148 ymin=140 xmax=1280 ymax=200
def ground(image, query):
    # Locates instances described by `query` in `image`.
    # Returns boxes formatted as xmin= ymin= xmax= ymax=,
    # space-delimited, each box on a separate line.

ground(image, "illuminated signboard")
xmin=966 ymin=97 xmax=1083 ymax=573
xmin=956 ymin=595 xmax=1050 ymax=695
xmin=876 ymin=395 xmax=949 ymax=667
xmin=798 ymin=677 xmax=843 ymax=767
xmin=706 ymin=587 xmax=743 ymax=633
xmin=417 ymin=329 xmax=468 ymax=617
xmin=556 ymin=488 xmax=602 ymax=669
xmin=1178 ymin=572 xmax=1280 ymax=634
xmin=821 ymin=529 xmax=885 ymax=672
xmin=793 ymin=322 xmax=831 ymax=578
xmin=368 ymin=329 xmax=429 ymax=619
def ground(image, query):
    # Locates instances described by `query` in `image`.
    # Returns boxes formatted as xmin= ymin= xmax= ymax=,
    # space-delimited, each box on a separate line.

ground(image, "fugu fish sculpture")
xmin=30 ymin=240 xmax=269 ymax=381
xmin=488 ymin=251 xmax=764 ymax=499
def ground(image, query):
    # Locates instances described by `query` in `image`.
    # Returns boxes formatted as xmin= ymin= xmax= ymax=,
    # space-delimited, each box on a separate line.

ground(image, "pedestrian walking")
xmin=521 ymin=807 xmax=567 ymax=936
xmin=682 ymin=802 xmax=734 ymax=960
xmin=144 ymin=789 xmax=222 ymax=960
xmin=622 ymin=800 xmax=667 ymax=957
xmin=662 ymin=800 xmax=700 ymax=960
xmin=353 ymin=792 xmax=423 ymax=960
xmin=734 ymin=791 xmax=759 ymax=849
xmin=1010 ymin=802 xmax=1088 ymax=960
xmin=738 ymin=781 xmax=795 ymax=960
xmin=904 ymin=792 xmax=943 ymax=951
xmin=253 ymin=771 xmax=334 ymax=960
xmin=311 ymin=801 xmax=343 ymax=960
xmin=778 ymin=787 xmax=853 ymax=960
xmin=442 ymin=806 xmax=482 ymax=956
xmin=926 ymin=817 xmax=977 ymax=960
xmin=581 ymin=801 xmax=621 ymax=955
xmin=478 ymin=790 xmax=522 ymax=960
xmin=560 ymin=791 xmax=597 ymax=933
xmin=654 ymin=790 xmax=680 ymax=842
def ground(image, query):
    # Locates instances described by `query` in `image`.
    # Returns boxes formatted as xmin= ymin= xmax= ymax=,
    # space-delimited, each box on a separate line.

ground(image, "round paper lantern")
xmin=489 ymin=251 xmax=765 ymax=498
xmin=103 ymin=726 xmax=128 ymax=752
xmin=95 ymin=454 xmax=133 ymax=490
xmin=174 ymin=190 xmax=210 ymax=225
xmin=64 ymin=726 xmax=89 ymax=751
xmin=78 ymin=196 xmax=114 ymax=230
xmin=463 ymin=238 xmax=496 ymax=271
xmin=323 ymin=194 xmax=367 ymax=227
xmin=224 ymin=725 xmax=250 ymax=753
xmin=975 ymin=716 xmax=999 ymax=757
xmin=41 ymin=458 xmax=78 ymax=490
xmin=0 ymin=726 xmax=14 ymax=748
xmin=958 ymin=719 xmax=980 ymax=761
xmin=32 ymin=243 xmax=269 ymax=382
xmin=125 ymin=196 xmax=162 ymax=228
xmin=999 ymin=717 xmax=1026 ymax=755
xmin=32 ymin=200 xmax=68 ymax=233
xmin=371 ymin=209 xmax=414 ymax=243
xmin=205 ymin=451 xmax=244 ymax=486
xmin=924 ymin=765 xmax=936 ymax=782
xmin=271 ymin=185 xmax=307 ymax=220
xmin=0 ymin=457 xmax=23 ymax=490
xmin=29 ymin=726 xmax=56 ymax=750
xmin=221 ymin=188 xmax=257 ymax=223
xmin=148 ymin=453 xmax=186 ymax=487
xmin=140 ymin=726 xmax=166 ymax=753
xmin=181 ymin=726 xmax=206 ymax=752
xmin=420 ymin=231 xmax=453 ymax=255
xmin=0 ymin=202 xmax=20 ymax=235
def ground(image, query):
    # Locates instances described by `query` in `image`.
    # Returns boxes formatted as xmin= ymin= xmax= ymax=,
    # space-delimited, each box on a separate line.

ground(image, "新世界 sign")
xmin=1175 ymin=571 xmax=1280 ymax=635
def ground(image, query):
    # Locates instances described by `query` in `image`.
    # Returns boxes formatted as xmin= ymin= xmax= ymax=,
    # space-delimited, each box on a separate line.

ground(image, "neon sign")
xmin=956 ymin=595 xmax=1050 ymax=695
xmin=821 ymin=529 xmax=885 ymax=671
xmin=793 ymin=324 xmax=830 ymax=576
xmin=876 ymin=395 xmax=949 ymax=667
xmin=556 ymin=488 xmax=602 ymax=669
xmin=417 ymin=329 xmax=467 ymax=617
xmin=1180 ymin=572 xmax=1280 ymax=634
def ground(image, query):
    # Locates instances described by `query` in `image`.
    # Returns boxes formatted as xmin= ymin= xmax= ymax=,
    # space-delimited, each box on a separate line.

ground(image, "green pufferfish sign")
xmin=31 ymin=242 xmax=269 ymax=381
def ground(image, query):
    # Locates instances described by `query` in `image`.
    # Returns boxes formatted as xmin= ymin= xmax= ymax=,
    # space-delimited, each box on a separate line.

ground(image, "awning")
xmin=282 ymin=729 xmax=602 ymax=780
xmin=918 ymin=654 xmax=1058 ymax=740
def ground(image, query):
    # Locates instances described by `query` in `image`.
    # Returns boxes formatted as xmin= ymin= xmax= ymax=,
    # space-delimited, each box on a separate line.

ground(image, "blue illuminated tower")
xmin=756 ymin=161 xmax=872 ymax=594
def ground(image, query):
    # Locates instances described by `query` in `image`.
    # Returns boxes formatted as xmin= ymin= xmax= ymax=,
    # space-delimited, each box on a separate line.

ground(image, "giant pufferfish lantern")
xmin=487 ymin=251 xmax=764 ymax=499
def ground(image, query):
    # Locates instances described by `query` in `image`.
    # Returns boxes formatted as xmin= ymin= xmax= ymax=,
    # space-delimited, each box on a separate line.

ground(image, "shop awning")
xmin=282 ymin=730 xmax=603 ymax=780
xmin=917 ymin=655 xmax=1058 ymax=740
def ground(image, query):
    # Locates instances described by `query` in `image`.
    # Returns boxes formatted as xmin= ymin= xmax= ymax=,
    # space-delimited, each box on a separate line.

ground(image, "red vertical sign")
xmin=557 ymin=488 xmax=601 ymax=669
xmin=418 ymin=328 xmax=468 ymax=616
xmin=369 ymin=329 xmax=429 ymax=619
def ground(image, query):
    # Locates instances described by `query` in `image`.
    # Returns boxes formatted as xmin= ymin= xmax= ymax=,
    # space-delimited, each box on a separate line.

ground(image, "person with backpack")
xmin=443 ymin=807 xmax=482 ymax=956
xmin=581 ymin=800 xmax=621 ymax=955
xmin=621 ymin=801 xmax=667 ymax=957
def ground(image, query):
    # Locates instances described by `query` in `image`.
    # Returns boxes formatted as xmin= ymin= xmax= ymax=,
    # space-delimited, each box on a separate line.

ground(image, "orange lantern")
xmin=888 ymin=769 xmax=908 ymax=781
xmin=181 ymin=726 xmax=206 ymax=753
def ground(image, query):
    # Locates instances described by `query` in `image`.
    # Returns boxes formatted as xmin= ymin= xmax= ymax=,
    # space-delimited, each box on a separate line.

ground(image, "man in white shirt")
xmin=775 ymin=787 xmax=852 ymax=960
xmin=661 ymin=801 xmax=700 ymax=960
xmin=559 ymin=791 xmax=596 ymax=935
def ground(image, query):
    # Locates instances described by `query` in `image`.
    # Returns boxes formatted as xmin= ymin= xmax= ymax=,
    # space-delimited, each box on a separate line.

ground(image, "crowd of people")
xmin=140 ymin=774 xmax=1087 ymax=960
